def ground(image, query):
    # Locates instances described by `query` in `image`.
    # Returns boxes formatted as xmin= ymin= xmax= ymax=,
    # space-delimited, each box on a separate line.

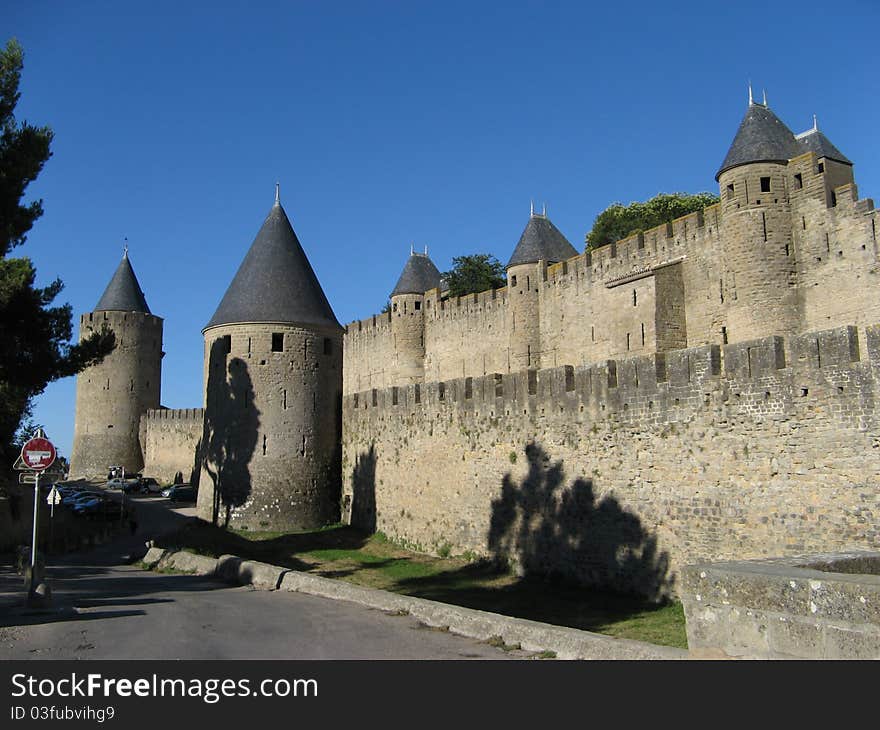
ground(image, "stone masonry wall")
xmin=342 ymin=323 xmax=880 ymax=598
xmin=139 ymin=408 xmax=204 ymax=485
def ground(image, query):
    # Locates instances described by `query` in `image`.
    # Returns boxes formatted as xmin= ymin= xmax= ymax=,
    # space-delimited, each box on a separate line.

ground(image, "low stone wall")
xmin=680 ymin=552 xmax=880 ymax=659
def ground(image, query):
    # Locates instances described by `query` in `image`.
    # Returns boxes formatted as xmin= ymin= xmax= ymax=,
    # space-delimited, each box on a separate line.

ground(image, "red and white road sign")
xmin=21 ymin=436 xmax=56 ymax=471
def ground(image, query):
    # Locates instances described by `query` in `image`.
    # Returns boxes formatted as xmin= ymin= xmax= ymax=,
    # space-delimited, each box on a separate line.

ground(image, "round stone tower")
xmin=197 ymin=187 xmax=343 ymax=531
xmin=69 ymin=249 xmax=162 ymax=479
xmin=716 ymin=98 xmax=800 ymax=341
xmin=506 ymin=207 xmax=577 ymax=371
xmin=390 ymin=249 xmax=441 ymax=383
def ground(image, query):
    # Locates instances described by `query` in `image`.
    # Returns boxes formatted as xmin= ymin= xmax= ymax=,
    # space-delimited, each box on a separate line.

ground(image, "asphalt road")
xmin=0 ymin=493 xmax=517 ymax=660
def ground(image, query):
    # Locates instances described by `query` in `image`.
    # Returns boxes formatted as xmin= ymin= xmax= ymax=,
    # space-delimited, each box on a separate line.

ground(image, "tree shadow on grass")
xmin=392 ymin=441 xmax=676 ymax=639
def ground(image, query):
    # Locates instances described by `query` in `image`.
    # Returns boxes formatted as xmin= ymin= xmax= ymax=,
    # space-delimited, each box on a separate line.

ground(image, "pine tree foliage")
xmin=0 ymin=39 xmax=115 ymax=472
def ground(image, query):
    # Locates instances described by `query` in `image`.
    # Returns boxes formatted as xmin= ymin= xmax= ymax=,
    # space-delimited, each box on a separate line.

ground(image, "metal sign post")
xmin=17 ymin=429 xmax=56 ymax=597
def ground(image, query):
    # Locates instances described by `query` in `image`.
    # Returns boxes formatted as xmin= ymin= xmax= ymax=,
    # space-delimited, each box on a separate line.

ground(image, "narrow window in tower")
xmin=794 ymin=173 xmax=803 ymax=190
xmin=721 ymin=326 xmax=728 ymax=344
xmin=527 ymin=344 xmax=531 ymax=366
xmin=438 ymin=382 xmax=445 ymax=401
xmin=393 ymin=302 xmax=398 ymax=312
xmin=106 ymin=378 xmax=110 ymax=390
xmin=633 ymin=290 xmax=637 ymax=306
xmin=219 ymin=335 xmax=231 ymax=355
xmin=762 ymin=212 xmax=767 ymax=241
xmin=282 ymin=389 xmax=287 ymax=409
xmin=247 ymin=337 xmax=251 ymax=353
xmin=323 ymin=338 xmax=331 ymax=355
xmin=720 ymin=278 xmax=724 ymax=303
xmin=414 ymin=300 xmax=421 ymax=311
xmin=817 ymin=162 xmax=825 ymax=173
xmin=129 ymin=379 xmax=133 ymax=392
xmin=626 ymin=333 xmax=631 ymax=350
xmin=826 ymin=233 xmax=830 ymax=252
xmin=403 ymin=301 xmax=407 ymax=314
xmin=262 ymin=435 xmax=267 ymax=456
xmin=591 ymin=325 xmax=595 ymax=342
xmin=641 ymin=323 xmax=645 ymax=346
xmin=802 ymin=217 xmax=807 ymax=230
xmin=526 ymin=276 xmax=530 ymax=290
xmin=414 ymin=384 xmax=421 ymax=404
xmin=510 ymin=275 xmax=517 ymax=287
xmin=831 ymin=191 xmax=837 ymax=207
xmin=272 ymin=333 xmax=283 ymax=352
xmin=785 ymin=244 xmax=790 ymax=256
xmin=760 ymin=177 xmax=771 ymax=193
xmin=726 ymin=183 xmax=734 ymax=200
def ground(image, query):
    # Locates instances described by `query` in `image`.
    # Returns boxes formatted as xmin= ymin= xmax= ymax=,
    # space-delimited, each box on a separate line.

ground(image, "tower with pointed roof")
xmin=716 ymin=95 xmax=803 ymax=339
xmin=69 ymin=249 xmax=163 ymax=479
xmin=506 ymin=207 xmax=578 ymax=370
xmin=197 ymin=189 xmax=343 ymax=531
xmin=390 ymin=249 xmax=442 ymax=382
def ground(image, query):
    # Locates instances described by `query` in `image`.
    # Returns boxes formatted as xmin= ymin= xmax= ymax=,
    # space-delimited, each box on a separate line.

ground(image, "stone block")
xmin=142 ymin=546 xmax=168 ymax=569
xmin=163 ymin=550 xmax=217 ymax=576
xmin=238 ymin=560 xmax=288 ymax=590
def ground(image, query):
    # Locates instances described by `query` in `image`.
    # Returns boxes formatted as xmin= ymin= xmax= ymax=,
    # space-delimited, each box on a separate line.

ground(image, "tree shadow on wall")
xmin=348 ymin=443 xmax=377 ymax=533
xmin=202 ymin=338 xmax=260 ymax=528
xmin=487 ymin=441 xmax=673 ymax=601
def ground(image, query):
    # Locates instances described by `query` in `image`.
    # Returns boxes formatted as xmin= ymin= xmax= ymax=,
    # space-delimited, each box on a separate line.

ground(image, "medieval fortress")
xmin=68 ymin=99 xmax=880 ymax=596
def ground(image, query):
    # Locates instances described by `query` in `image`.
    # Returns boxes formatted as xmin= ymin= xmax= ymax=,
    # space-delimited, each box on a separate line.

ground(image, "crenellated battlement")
xmin=142 ymin=407 xmax=205 ymax=423
xmin=345 ymin=323 xmax=876 ymax=427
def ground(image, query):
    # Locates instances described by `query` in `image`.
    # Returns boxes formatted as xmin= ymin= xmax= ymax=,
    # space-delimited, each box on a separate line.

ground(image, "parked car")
xmin=137 ymin=477 xmax=162 ymax=494
xmin=62 ymin=491 xmax=104 ymax=507
xmin=163 ymin=484 xmax=196 ymax=503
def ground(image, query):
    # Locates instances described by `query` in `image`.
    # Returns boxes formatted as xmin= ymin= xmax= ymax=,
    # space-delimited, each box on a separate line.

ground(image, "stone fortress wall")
xmin=140 ymin=407 xmax=204 ymax=484
xmin=344 ymin=157 xmax=880 ymax=397
xmin=339 ymin=125 xmax=880 ymax=597
xmin=342 ymin=323 xmax=880 ymax=597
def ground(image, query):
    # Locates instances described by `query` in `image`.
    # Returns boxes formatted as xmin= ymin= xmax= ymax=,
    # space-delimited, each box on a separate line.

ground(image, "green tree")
xmin=585 ymin=192 xmax=719 ymax=250
xmin=441 ymin=254 xmax=506 ymax=298
xmin=0 ymin=39 xmax=115 ymax=473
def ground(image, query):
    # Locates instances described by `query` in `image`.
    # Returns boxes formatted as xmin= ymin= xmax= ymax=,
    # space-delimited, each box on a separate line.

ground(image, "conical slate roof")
xmin=391 ymin=252 xmax=442 ymax=296
xmin=204 ymin=197 xmax=340 ymax=331
xmin=506 ymin=214 xmax=578 ymax=268
xmin=716 ymin=103 xmax=800 ymax=180
xmin=795 ymin=128 xmax=851 ymax=165
xmin=95 ymin=251 xmax=151 ymax=313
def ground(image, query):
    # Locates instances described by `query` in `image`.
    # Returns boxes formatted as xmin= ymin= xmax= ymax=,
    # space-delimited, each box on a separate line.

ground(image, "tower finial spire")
xmin=275 ymin=182 xmax=280 ymax=205
xmin=762 ymin=88 xmax=767 ymax=106
xmin=748 ymin=80 xmax=753 ymax=105
xmin=123 ymin=237 xmax=128 ymax=257
xmin=813 ymin=114 xmax=818 ymax=131
xmin=530 ymin=200 xmax=534 ymax=217
xmin=424 ymin=244 xmax=428 ymax=255
xmin=542 ymin=202 xmax=546 ymax=217
xmin=410 ymin=242 xmax=414 ymax=256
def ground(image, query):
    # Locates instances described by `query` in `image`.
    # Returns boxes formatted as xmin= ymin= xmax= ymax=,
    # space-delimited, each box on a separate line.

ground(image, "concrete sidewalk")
xmin=146 ymin=547 xmax=688 ymax=660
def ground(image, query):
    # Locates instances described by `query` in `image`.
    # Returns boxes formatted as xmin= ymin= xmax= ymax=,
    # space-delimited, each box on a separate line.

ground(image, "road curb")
xmin=150 ymin=548 xmax=687 ymax=660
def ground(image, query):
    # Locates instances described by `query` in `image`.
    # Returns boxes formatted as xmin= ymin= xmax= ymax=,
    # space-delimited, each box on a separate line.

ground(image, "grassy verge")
xmin=159 ymin=521 xmax=686 ymax=649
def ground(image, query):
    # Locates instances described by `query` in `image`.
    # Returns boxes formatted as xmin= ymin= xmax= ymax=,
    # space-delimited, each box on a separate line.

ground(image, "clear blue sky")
xmin=7 ymin=0 xmax=880 ymax=458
